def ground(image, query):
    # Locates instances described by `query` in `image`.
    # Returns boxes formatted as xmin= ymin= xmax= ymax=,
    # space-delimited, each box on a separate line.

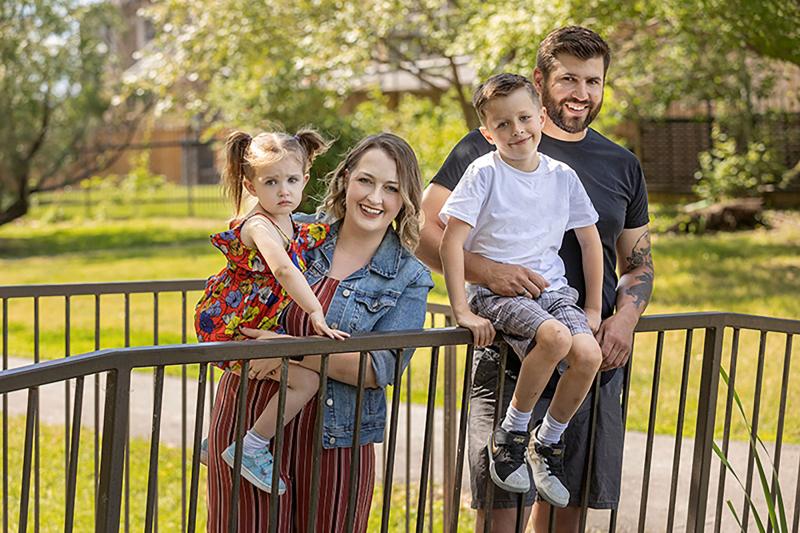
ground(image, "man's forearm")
xmin=463 ymin=251 xmax=497 ymax=286
xmin=615 ymin=229 xmax=654 ymax=320
xmin=615 ymin=266 xmax=653 ymax=320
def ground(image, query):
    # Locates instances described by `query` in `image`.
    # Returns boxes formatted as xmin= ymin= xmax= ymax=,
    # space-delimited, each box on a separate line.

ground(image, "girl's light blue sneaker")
xmin=222 ymin=442 xmax=286 ymax=495
xmin=199 ymin=438 xmax=209 ymax=466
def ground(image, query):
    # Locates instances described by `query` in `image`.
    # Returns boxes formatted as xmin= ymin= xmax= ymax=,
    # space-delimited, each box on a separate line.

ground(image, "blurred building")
xmin=100 ymin=0 xmax=220 ymax=186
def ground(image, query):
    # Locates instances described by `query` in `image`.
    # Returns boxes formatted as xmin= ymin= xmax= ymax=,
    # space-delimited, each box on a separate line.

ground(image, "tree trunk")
xmin=448 ymin=56 xmax=479 ymax=131
xmin=0 ymin=194 xmax=29 ymax=225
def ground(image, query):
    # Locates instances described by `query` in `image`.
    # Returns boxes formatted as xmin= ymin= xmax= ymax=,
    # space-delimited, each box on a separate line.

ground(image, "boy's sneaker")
xmin=199 ymin=438 xmax=209 ymax=466
xmin=529 ymin=424 xmax=570 ymax=508
xmin=222 ymin=443 xmax=286 ymax=495
xmin=487 ymin=427 xmax=532 ymax=493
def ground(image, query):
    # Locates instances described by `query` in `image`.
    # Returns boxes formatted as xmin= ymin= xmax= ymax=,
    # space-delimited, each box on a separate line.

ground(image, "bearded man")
xmin=417 ymin=26 xmax=655 ymax=532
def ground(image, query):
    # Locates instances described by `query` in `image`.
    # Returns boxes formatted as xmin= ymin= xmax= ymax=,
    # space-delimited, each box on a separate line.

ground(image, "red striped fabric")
xmin=206 ymin=277 xmax=376 ymax=532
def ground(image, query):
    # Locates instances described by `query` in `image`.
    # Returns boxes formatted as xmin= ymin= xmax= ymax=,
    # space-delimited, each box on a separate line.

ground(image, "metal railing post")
xmin=443 ymin=316 xmax=457 ymax=527
xmin=96 ymin=368 xmax=132 ymax=533
xmin=686 ymin=323 xmax=725 ymax=532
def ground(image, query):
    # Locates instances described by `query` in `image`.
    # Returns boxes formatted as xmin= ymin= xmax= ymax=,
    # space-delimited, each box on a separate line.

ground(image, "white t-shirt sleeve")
xmin=439 ymin=164 xmax=489 ymax=228
xmin=566 ymin=172 xmax=599 ymax=230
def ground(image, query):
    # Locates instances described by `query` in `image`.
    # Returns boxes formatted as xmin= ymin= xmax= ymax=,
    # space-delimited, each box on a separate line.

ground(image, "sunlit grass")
xmin=1 ymin=210 xmax=799 ymax=442
xmin=2 ymin=416 xmax=207 ymax=532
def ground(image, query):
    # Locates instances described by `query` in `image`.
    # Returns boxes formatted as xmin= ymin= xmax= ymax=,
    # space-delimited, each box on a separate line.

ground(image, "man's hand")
xmin=595 ymin=310 xmax=637 ymax=370
xmin=483 ymin=262 xmax=549 ymax=298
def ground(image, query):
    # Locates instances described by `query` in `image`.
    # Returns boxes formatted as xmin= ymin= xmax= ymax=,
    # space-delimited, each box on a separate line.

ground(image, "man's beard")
xmin=541 ymin=89 xmax=602 ymax=134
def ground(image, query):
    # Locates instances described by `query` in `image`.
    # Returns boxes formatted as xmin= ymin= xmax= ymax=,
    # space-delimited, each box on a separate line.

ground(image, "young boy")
xmin=439 ymin=73 xmax=603 ymax=507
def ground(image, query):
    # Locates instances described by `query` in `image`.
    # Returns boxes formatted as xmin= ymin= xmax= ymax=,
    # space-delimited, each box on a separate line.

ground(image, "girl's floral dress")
xmin=194 ymin=213 xmax=329 ymax=370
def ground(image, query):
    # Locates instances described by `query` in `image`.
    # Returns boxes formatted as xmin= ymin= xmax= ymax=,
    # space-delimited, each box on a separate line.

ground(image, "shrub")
xmin=693 ymin=126 xmax=788 ymax=203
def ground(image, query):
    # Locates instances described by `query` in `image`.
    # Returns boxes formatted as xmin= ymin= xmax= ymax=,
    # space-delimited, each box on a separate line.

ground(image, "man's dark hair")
xmin=472 ymin=73 xmax=540 ymax=124
xmin=536 ymin=26 xmax=611 ymax=79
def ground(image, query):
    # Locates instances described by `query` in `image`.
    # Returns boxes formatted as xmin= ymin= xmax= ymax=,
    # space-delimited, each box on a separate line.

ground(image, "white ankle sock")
xmin=501 ymin=405 xmax=532 ymax=433
xmin=538 ymin=411 xmax=568 ymax=445
xmin=242 ymin=429 xmax=270 ymax=455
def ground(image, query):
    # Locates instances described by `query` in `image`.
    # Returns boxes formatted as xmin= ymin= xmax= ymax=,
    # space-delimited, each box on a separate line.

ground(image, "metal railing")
xmin=1 ymin=281 xmax=799 ymax=532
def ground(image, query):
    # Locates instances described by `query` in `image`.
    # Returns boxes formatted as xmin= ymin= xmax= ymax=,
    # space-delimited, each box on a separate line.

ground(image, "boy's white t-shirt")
xmin=439 ymin=151 xmax=598 ymax=292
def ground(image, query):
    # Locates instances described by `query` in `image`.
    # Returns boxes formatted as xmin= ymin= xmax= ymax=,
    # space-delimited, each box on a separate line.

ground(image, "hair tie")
xmin=293 ymin=134 xmax=301 ymax=142
xmin=239 ymin=133 xmax=252 ymax=154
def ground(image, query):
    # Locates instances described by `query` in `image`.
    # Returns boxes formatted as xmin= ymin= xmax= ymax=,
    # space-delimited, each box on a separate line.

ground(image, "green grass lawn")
xmin=3 ymin=415 xmax=208 ymax=532
xmin=1 ymin=207 xmax=799 ymax=529
xmin=2 ymin=415 xmax=470 ymax=532
xmin=2 ymin=210 xmax=799 ymax=441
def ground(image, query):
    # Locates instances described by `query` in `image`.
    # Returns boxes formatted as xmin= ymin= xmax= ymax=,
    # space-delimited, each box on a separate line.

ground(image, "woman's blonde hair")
xmin=319 ymin=133 xmax=423 ymax=251
xmin=222 ymin=128 xmax=331 ymax=214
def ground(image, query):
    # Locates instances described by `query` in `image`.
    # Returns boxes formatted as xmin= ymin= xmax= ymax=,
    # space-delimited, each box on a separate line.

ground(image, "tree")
xmin=135 ymin=0 xmax=798 ymax=174
xmin=139 ymin=0 xmax=487 ymax=131
xmin=701 ymin=0 xmax=800 ymax=67
xmin=0 ymin=0 xmax=142 ymax=225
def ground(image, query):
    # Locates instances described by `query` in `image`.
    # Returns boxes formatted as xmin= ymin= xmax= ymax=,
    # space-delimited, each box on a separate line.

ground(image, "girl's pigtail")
xmin=294 ymin=128 xmax=332 ymax=171
xmin=223 ymin=131 xmax=252 ymax=214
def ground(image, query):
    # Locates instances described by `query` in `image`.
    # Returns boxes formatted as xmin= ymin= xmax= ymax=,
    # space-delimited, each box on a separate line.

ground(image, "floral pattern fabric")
xmin=194 ymin=213 xmax=329 ymax=370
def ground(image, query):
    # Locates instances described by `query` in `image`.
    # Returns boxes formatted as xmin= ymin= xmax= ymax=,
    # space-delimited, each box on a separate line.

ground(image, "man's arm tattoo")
xmin=624 ymin=231 xmax=654 ymax=309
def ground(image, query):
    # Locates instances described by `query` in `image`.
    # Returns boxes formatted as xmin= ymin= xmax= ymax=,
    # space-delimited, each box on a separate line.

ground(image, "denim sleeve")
xmin=369 ymin=269 xmax=434 ymax=388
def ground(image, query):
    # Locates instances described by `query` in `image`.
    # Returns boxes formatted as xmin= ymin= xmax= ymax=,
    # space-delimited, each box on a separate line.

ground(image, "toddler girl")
xmin=194 ymin=128 xmax=347 ymax=494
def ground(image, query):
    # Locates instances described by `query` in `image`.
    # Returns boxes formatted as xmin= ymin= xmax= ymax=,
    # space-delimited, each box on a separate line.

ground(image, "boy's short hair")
xmin=537 ymin=26 xmax=611 ymax=80
xmin=472 ymin=73 xmax=540 ymax=124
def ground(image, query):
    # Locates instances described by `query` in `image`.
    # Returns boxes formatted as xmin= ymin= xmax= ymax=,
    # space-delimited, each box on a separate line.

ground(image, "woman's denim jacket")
xmin=291 ymin=214 xmax=434 ymax=449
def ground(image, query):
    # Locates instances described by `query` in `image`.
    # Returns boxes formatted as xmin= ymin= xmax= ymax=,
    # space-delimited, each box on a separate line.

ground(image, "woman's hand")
xmin=238 ymin=326 xmax=294 ymax=380
xmin=239 ymin=326 xmax=292 ymax=341
xmin=308 ymin=310 xmax=350 ymax=340
xmin=248 ymin=358 xmax=282 ymax=380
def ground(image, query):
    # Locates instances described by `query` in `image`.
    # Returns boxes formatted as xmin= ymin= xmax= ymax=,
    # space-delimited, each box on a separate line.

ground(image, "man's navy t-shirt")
xmin=431 ymin=128 xmax=650 ymax=385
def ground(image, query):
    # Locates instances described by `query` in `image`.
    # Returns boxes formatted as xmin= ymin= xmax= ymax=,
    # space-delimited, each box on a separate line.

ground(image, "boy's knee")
xmin=571 ymin=338 xmax=602 ymax=373
xmin=534 ymin=321 xmax=572 ymax=359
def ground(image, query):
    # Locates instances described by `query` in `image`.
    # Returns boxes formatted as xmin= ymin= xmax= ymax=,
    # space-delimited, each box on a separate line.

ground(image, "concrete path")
xmin=3 ymin=357 xmax=797 ymax=531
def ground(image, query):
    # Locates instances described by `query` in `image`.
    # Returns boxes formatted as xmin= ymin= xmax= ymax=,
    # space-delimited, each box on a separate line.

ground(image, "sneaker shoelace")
xmin=253 ymin=451 xmax=275 ymax=474
xmin=538 ymin=445 xmax=565 ymax=478
xmin=497 ymin=439 xmax=527 ymax=467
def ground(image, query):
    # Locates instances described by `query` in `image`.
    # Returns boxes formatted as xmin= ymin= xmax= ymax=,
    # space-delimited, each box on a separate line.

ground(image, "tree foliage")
xmin=137 ymin=0 xmax=798 ymax=128
xmin=0 ymin=0 xmax=145 ymax=225
xmin=129 ymin=0 xmax=799 ymax=199
xmin=700 ymin=0 xmax=800 ymax=67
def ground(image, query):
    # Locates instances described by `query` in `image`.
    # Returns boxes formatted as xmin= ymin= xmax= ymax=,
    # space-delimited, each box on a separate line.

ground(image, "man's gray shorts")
xmin=468 ymin=347 xmax=625 ymax=509
xmin=467 ymin=285 xmax=592 ymax=360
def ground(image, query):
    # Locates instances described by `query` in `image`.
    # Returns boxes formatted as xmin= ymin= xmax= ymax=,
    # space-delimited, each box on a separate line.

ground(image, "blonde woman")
xmin=206 ymin=133 xmax=434 ymax=532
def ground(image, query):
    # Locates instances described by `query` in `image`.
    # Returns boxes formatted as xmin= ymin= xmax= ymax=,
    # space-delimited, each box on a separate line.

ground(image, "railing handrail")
xmin=0 ymin=279 xmax=207 ymax=298
xmin=634 ymin=311 xmax=800 ymax=334
xmin=1 ymin=310 xmax=797 ymax=395
xmin=2 ymin=280 xmax=797 ymax=333
xmin=0 ymin=328 xmax=471 ymax=394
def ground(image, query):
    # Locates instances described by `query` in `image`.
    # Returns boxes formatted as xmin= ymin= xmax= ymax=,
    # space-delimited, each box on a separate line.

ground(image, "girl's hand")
xmin=584 ymin=308 xmax=602 ymax=334
xmin=455 ymin=311 xmax=495 ymax=347
xmin=309 ymin=310 xmax=350 ymax=340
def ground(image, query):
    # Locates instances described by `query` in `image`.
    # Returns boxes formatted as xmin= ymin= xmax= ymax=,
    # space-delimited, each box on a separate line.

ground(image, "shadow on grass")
xmin=0 ymin=222 xmax=215 ymax=258
xmin=655 ymin=263 xmax=800 ymax=310
xmin=655 ymin=234 xmax=799 ymax=261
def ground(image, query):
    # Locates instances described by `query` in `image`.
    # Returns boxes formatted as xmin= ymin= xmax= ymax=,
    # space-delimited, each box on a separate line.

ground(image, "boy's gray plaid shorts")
xmin=466 ymin=284 xmax=592 ymax=360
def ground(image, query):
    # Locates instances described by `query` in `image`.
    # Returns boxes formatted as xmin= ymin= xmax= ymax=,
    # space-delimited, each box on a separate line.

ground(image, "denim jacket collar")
xmin=318 ymin=220 xmax=403 ymax=280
